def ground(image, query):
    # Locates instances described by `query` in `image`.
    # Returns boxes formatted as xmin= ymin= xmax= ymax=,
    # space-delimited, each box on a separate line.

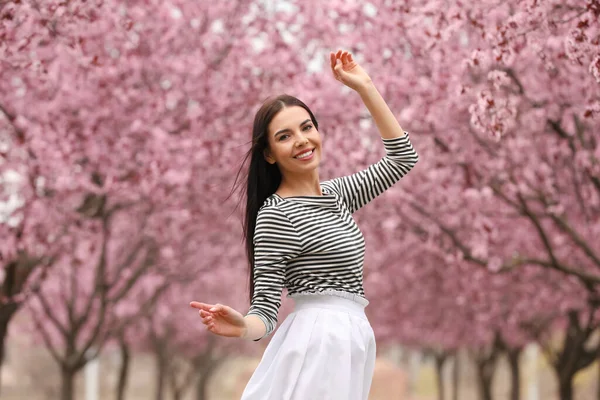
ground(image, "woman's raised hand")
xmin=330 ymin=49 xmax=373 ymax=92
xmin=190 ymin=301 xmax=247 ymax=338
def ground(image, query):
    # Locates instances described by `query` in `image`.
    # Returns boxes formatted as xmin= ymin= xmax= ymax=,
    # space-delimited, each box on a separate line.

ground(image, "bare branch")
xmin=29 ymin=304 xmax=63 ymax=364
xmin=33 ymin=284 xmax=69 ymax=338
xmin=517 ymin=257 xmax=600 ymax=284
xmin=514 ymin=191 xmax=560 ymax=266
xmin=78 ymin=215 xmax=111 ymax=327
xmin=109 ymin=240 xmax=159 ymax=304
xmin=0 ymin=102 xmax=25 ymax=143
xmin=409 ymin=200 xmax=600 ymax=284
xmin=550 ymin=214 xmax=600 ymax=268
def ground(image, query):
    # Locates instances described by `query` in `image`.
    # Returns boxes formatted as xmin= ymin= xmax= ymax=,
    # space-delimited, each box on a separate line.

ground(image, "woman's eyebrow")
xmin=274 ymin=119 xmax=312 ymax=137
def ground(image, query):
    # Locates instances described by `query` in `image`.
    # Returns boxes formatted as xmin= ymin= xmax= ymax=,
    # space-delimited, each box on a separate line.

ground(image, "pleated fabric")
xmin=241 ymin=293 xmax=376 ymax=400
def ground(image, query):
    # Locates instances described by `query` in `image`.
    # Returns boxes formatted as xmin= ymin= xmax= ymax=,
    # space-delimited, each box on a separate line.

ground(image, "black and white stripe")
xmin=246 ymin=133 xmax=418 ymax=339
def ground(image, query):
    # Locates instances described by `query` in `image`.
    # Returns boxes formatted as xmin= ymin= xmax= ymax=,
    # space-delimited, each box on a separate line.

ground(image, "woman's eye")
xmin=279 ymin=134 xmax=289 ymax=141
xmin=303 ymin=125 xmax=313 ymax=131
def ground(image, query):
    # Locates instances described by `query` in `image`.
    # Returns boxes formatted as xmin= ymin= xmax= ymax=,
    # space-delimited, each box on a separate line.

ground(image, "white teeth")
xmin=296 ymin=150 xmax=313 ymax=159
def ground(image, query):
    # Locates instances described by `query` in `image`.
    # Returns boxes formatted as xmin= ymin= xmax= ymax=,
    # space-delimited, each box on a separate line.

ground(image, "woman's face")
xmin=264 ymin=106 xmax=322 ymax=176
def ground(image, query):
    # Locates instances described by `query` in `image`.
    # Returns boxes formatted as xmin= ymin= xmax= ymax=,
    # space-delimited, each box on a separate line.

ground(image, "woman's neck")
xmin=277 ymin=176 xmax=322 ymax=197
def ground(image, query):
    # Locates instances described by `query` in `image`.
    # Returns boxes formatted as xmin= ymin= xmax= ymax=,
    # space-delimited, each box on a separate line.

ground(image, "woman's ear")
xmin=263 ymin=148 xmax=276 ymax=164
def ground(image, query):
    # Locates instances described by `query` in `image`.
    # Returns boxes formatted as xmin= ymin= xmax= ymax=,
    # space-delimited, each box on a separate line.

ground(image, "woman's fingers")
xmin=202 ymin=311 xmax=212 ymax=320
xmin=330 ymin=52 xmax=340 ymax=80
xmin=191 ymin=302 xmax=233 ymax=335
xmin=192 ymin=303 xmax=246 ymax=337
xmin=210 ymin=303 xmax=230 ymax=315
xmin=192 ymin=302 xmax=228 ymax=318
xmin=192 ymin=303 xmax=219 ymax=328
xmin=199 ymin=310 xmax=212 ymax=323
xmin=341 ymin=51 xmax=349 ymax=65
xmin=329 ymin=49 xmax=355 ymax=82
xmin=334 ymin=59 xmax=345 ymax=81
xmin=190 ymin=301 xmax=214 ymax=311
xmin=333 ymin=49 xmax=345 ymax=66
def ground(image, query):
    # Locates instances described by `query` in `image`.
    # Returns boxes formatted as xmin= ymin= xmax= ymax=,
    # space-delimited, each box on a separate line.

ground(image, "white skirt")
xmin=241 ymin=292 xmax=376 ymax=400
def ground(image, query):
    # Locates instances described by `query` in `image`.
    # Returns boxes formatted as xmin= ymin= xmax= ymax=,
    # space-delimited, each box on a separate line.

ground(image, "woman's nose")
xmin=295 ymin=135 xmax=309 ymax=146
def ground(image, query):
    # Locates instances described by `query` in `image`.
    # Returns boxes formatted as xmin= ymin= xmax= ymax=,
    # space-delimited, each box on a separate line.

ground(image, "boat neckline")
xmin=272 ymin=191 xmax=334 ymax=200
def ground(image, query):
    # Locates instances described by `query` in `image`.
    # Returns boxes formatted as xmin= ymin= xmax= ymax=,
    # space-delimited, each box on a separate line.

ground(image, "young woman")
xmin=190 ymin=49 xmax=418 ymax=399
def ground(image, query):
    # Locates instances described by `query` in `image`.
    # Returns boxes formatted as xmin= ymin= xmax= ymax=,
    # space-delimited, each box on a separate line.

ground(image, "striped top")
xmin=246 ymin=133 xmax=418 ymax=339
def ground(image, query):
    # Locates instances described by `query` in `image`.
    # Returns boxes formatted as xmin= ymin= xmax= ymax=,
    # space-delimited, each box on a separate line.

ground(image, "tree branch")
xmin=33 ymin=283 xmax=69 ymax=337
xmin=550 ymin=214 xmax=600 ymax=268
xmin=409 ymin=200 xmax=600 ymax=284
xmin=29 ymin=303 xmax=63 ymax=364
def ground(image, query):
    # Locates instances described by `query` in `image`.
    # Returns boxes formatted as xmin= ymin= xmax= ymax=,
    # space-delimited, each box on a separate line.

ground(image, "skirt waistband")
xmin=289 ymin=291 xmax=369 ymax=318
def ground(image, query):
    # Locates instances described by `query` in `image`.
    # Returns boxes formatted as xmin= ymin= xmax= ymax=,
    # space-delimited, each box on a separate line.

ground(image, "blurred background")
xmin=0 ymin=0 xmax=598 ymax=399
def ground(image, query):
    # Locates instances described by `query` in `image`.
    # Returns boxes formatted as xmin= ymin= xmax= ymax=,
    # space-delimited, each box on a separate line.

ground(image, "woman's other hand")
xmin=190 ymin=301 xmax=248 ymax=338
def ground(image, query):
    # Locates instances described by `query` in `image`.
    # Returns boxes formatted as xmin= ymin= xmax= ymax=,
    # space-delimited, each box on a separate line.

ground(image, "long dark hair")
xmin=233 ymin=94 xmax=318 ymax=303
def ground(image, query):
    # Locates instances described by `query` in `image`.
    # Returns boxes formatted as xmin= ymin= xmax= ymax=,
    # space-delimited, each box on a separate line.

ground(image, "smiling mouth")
xmin=294 ymin=149 xmax=314 ymax=159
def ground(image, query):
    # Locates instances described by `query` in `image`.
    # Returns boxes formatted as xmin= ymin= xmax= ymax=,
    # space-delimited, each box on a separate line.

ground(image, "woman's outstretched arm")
xmin=189 ymin=301 xmax=267 ymax=341
xmin=358 ymin=83 xmax=407 ymax=140
xmin=322 ymin=50 xmax=418 ymax=213
xmin=330 ymin=49 xmax=406 ymax=140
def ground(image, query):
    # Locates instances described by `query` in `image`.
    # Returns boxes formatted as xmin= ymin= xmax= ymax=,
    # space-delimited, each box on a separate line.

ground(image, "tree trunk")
xmin=166 ymin=357 xmax=196 ymax=400
xmin=61 ymin=366 xmax=77 ymax=400
xmin=195 ymin=367 xmax=211 ymax=400
xmin=452 ymin=352 xmax=459 ymax=400
xmin=552 ymin=347 xmax=581 ymax=400
xmin=0 ymin=257 xmax=31 ymax=396
xmin=473 ymin=343 xmax=500 ymax=400
xmin=195 ymin=357 xmax=226 ymax=400
xmin=434 ymin=353 xmax=447 ymax=400
xmin=154 ymin=352 xmax=167 ymax=400
xmin=0 ymin=304 xmax=17 ymax=366
xmin=558 ymin=375 xmax=573 ymax=400
xmin=597 ymin=347 xmax=600 ymax=400
xmin=475 ymin=362 xmax=494 ymax=400
xmin=547 ymin=311 xmax=598 ymax=400
xmin=0 ymin=306 xmax=17 ymax=395
xmin=506 ymin=349 xmax=521 ymax=400
xmin=115 ymin=340 xmax=130 ymax=400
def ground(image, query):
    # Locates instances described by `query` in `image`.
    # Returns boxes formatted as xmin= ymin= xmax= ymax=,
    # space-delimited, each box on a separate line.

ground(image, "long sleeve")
xmin=246 ymin=205 xmax=302 ymax=340
xmin=322 ymin=133 xmax=418 ymax=213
